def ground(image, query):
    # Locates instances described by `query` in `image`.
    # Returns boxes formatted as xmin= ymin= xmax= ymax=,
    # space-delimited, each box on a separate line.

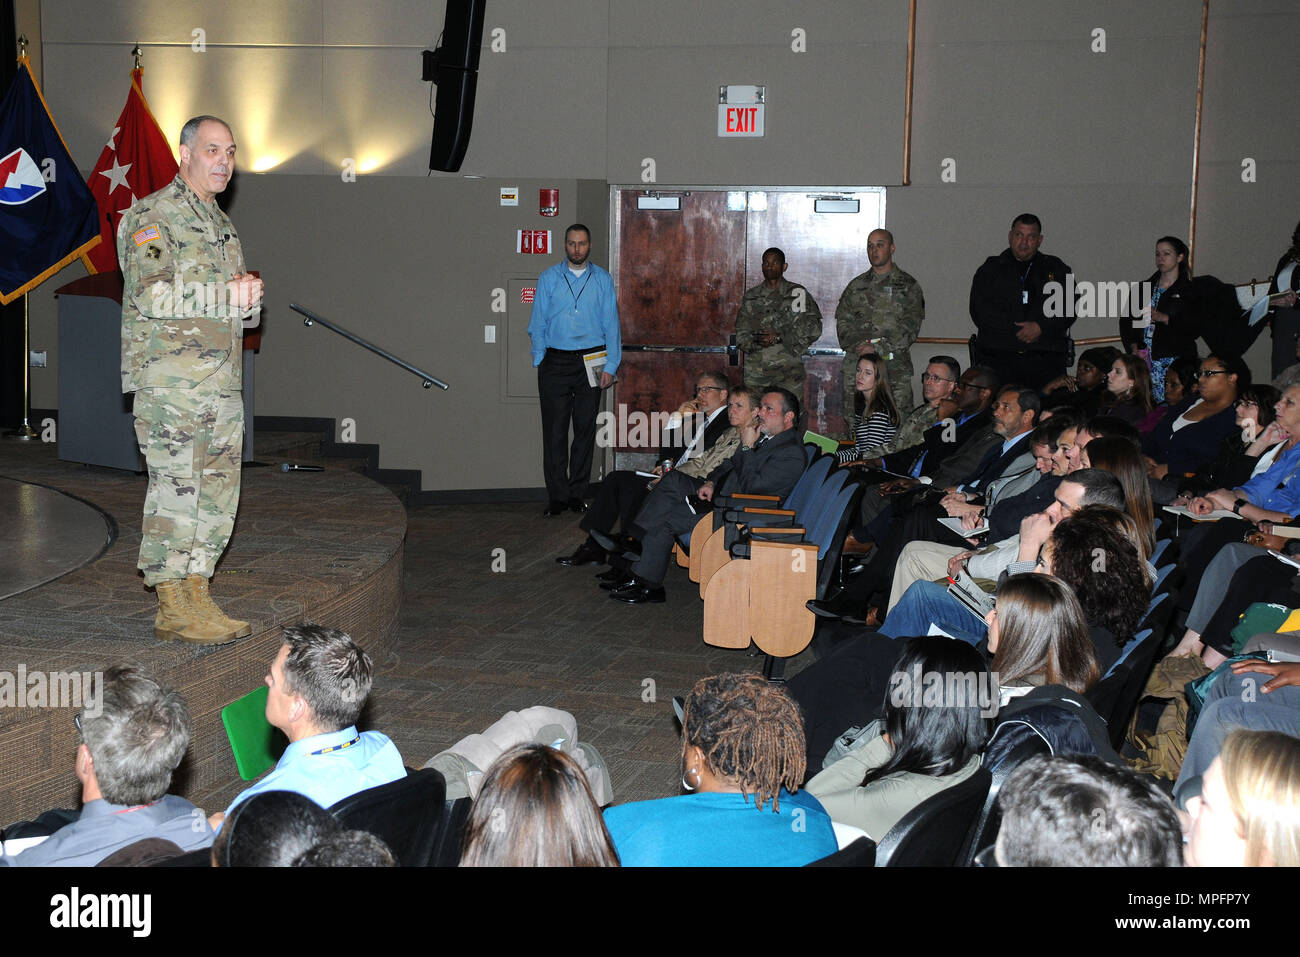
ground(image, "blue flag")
xmin=0 ymin=57 xmax=100 ymax=304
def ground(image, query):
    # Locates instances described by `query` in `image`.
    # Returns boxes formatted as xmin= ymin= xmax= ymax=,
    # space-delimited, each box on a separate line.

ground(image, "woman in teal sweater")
xmin=604 ymin=672 xmax=838 ymax=866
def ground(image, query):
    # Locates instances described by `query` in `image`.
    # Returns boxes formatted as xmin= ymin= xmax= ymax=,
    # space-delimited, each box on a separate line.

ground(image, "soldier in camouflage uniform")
xmin=735 ymin=247 xmax=823 ymax=401
xmin=836 ymin=229 xmax=925 ymax=421
xmin=118 ymin=115 xmax=263 ymax=645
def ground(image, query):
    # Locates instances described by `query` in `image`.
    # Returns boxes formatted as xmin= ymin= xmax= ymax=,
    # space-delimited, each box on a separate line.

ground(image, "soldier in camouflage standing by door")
xmin=836 ymin=229 xmax=925 ymax=422
xmin=735 ymin=247 xmax=823 ymax=403
xmin=119 ymin=115 xmax=263 ymax=645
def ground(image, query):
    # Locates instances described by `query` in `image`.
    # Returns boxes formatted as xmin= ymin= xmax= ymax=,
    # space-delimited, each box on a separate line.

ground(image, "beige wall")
xmin=25 ymin=0 xmax=1300 ymax=491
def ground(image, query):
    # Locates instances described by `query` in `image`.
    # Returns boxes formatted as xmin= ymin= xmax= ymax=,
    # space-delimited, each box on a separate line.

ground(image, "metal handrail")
xmin=290 ymin=303 xmax=449 ymax=391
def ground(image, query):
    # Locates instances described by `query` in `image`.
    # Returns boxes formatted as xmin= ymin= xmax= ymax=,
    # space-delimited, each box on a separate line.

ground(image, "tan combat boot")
xmin=154 ymin=579 xmax=240 ymax=644
xmin=185 ymin=574 xmax=253 ymax=640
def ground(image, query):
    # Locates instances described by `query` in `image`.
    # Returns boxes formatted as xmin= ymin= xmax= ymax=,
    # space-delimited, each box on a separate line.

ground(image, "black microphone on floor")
xmin=280 ymin=463 xmax=325 ymax=472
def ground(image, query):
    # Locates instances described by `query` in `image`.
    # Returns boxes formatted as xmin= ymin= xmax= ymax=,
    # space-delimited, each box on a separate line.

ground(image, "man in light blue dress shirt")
xmin=528 ymin=223 xmax=622 ymax=516
xmin=215 ymin=624 xmax=405 ymax=825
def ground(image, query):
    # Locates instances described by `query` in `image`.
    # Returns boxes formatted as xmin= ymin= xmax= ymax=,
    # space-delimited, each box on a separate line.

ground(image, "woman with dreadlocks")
xmin=603 ymin=672 xmax=838 ymax=866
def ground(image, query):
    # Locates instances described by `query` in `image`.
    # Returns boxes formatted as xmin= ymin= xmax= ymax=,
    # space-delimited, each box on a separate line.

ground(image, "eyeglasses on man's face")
xmin=921 ymin=373 xmax=956 ymax=384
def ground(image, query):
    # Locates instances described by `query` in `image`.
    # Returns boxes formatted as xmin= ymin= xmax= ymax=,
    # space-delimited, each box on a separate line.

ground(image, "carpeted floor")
xmin=371 ymin=499 xmax=817 ymax=805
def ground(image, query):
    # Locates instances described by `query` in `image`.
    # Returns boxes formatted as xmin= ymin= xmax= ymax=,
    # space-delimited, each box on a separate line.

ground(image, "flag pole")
xmin=4 ymin=36 xmax=37 ymax=441
xmin=2 ymin=294 xmax=38 ymax=440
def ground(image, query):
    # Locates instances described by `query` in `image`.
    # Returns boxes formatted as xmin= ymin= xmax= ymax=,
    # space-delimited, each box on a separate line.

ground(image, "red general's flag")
xmin=82 ymin=67 xmax=177 ymax=274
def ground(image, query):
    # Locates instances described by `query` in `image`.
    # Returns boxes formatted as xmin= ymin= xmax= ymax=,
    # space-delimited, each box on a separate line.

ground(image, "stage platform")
xmin=0 ymin=440 xmax=405 ymax=824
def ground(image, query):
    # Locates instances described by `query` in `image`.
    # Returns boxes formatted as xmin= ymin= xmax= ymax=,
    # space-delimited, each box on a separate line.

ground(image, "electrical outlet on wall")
xmin=29 ymin=350 xmax=47 ymax=368
xmin=484 ymin=325 xmax=496 ymax=343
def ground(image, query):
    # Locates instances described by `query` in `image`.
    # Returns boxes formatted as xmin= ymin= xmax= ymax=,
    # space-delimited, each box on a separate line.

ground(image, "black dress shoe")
xmin=556 ymin=540 xmax=606 ymax=567
xmin=568 ymin=497 xmax=588 ymax=513
xmin=543 ymin=500 xmax=567 ymax=516
xmin=588 ymin=529 xmax=621 ymax=553
xmin=805 ymin=598 xmax=843 ymax=619
xmin=595 ymin=566 xmax=625 ymax=583
xmin=609 ymin=581 xmax=666 ymax=604
xmin=600 ymin=572 xmax=638 ymax=592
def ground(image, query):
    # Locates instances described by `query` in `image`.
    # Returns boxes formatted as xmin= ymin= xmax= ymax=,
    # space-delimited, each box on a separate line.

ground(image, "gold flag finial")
xmin=132 ymin=44 xmax=142 ymax=68
xmin=18 ymin=33 xmax=28 ymax=58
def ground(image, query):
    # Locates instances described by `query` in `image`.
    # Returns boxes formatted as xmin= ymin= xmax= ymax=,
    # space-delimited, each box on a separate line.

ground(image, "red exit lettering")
xmin=726 ymin=107 xmax=758 ymax=133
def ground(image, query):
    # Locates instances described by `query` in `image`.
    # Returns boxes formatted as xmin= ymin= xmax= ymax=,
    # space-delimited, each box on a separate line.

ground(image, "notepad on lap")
xmin=1162 ymin=505 xmax=1238 ymax=522
xmin=938 ymin=516 xmax=989 ymax=537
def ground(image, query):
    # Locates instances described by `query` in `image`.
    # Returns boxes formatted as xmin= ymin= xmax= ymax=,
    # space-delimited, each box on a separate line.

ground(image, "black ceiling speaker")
xmin=426 ymin=0 xmax=487 ymax=172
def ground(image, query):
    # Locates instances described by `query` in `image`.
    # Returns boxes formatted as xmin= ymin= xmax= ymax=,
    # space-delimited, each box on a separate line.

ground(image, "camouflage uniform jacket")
xmin=677 ymin=426 xmax=741 ymax=480
xmin=861 ymin=401 xmax=940 ymax=459
xmin=735 ymin=279 xmax=822 ymax=382
xmin=834 ymin=266 xmax=924 ymax=361
xmin=118 ymin=175 xmax=250 ymax=393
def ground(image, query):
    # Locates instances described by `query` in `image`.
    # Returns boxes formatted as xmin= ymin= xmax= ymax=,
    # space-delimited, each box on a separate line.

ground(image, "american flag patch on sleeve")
xmin=132 ymin=225 xmax=161 ymax=246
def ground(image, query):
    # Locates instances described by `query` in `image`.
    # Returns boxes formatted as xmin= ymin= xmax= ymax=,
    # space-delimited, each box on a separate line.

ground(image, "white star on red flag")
xmin=98 ymin=157 xmax=131 ymax=194
xmin=83 ymin=69 xmax=178 ymax=274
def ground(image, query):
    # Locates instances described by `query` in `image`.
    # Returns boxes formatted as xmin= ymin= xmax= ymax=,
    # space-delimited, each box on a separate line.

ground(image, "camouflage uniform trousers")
xmin=132 ymin=364 xmax=243 ymax=587
xmin=842 ymin=351 xmax=915 ymax=425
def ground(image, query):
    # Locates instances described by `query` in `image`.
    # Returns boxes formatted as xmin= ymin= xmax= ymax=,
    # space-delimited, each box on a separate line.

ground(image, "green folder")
xmin=221 ymin=685 xmax=286 ymax=781
xmin=803 ymin=430 xmax=840 ymax=454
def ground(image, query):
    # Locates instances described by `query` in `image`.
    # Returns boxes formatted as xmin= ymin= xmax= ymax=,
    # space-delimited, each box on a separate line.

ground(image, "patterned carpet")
xmin=373 ymin=498 xmax=816 ymax=805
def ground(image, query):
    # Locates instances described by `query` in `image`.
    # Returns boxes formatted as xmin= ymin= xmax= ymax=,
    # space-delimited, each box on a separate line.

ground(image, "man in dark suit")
xmin=601 ymin=388 xmax=807 ymax=604
xmin=816 ymin=385 xmax=1040 ymax=620
xmin=853 ymin=366 xmax=1002 ymax=528
xmin=557 ymin=371 xmax=734 ymax=567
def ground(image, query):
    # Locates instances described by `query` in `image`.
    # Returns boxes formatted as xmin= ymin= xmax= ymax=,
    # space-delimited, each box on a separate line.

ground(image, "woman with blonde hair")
xmin=1187 ymin=729 xmax=1300 ymax=867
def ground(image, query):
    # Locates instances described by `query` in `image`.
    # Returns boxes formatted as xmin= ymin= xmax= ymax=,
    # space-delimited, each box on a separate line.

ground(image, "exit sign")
xmin=718 ymin=104 xmax=764 ymax=137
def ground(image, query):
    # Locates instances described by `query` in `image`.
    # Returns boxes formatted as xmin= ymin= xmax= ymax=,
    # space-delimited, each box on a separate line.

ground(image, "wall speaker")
xmin=427 ymin=0 xmax=487 ymax=172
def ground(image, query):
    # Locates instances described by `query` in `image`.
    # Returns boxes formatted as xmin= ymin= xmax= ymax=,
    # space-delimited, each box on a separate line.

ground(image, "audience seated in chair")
xmin=557 ymin=371 xmax=738 ymax=569
xmin=828 ymin=384 xmax=1042 ymax=622
xmin=1040 ymin=346 xmax=1122 ymax=419
xmin=213 ymin=622 xmax=405 ymax=828
xmin=993 ymin=754 xmax=1183 ymax=866
xmin=881 ymin=502 xmax=1148 ymax=677
xmin=805 ymin=636 xmax=991 ymax=841
xmin=1168 ymin=383 xmax=1300 ymax=668
xmin=1141 ymin=353 xmax=1246 ymax=482
xmin=0 ymin=666 xmax=214 ymax=867
xmin=460 ymin=744 xmax=619 ymax=867
xmin=596 ymin=388 xmax=807 ymax=604
xmin=603 ymin=673 xmax=837 ymax=866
